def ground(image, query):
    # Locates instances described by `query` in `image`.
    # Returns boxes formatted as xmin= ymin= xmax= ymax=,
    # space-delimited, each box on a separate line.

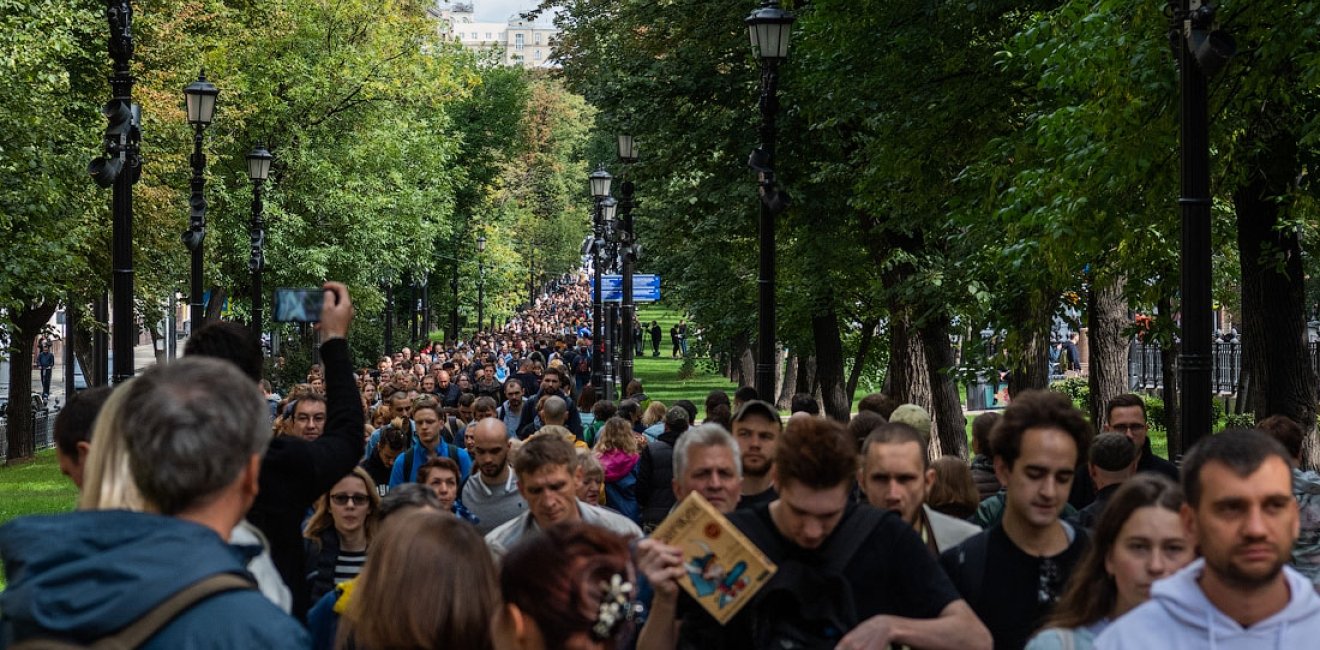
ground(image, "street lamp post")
xmin=601 ymin=198 xmax=619 ymax=400
xmin=246 ymin=145 xmax=273 ymax=343
xmin=89 ymin=0 xmax=143 ymax=384
xmin=182 ymin=71 xmax=218 ymax=333
xmin=384 ymin=281 xmax=394 ymax=356
xmin=745 ymin=0 xmax=794 ymax=402
xmin=1171 ymin=1 xmax=1234 ymax=455
xmin=617 ymin=133 xmax=639 ymax=389
xmin=589 ymin=167 xmax=613 ymax=390
xmin=477 ymin=236 xmax=487 ymax=334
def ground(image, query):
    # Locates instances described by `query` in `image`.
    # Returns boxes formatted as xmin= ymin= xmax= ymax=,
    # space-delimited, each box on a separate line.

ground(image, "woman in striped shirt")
xmin=303 ymin=467 xmax=381 ymax=607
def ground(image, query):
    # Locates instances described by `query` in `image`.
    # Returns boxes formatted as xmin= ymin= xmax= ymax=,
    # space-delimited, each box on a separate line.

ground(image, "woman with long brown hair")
xmin=1026 ymin=474 xmax=1195 ymax=650
xmin=303 ymin=467 xmax=381 ymax=607
xmin=337 ymin=508 xmax=498 ymax=649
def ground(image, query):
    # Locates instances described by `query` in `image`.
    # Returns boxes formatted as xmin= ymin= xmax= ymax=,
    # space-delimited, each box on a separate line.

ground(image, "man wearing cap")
xmin=889 ymin=403 xmax=932 ymax=444
xmin=732 ymin=399 xmax=781 ymax=510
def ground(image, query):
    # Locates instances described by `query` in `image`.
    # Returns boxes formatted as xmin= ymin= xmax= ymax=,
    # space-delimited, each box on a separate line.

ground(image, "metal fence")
xmin=0 ymin=412 xmax=56 ymax=462
xmin=1128 ymin=341 xmax=1320 ymax=394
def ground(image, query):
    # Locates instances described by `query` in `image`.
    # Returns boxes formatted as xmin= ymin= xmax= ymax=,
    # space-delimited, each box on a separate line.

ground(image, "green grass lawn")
xmin=633 ymin=304 xmax=740 ymax=420
xmin=0 ymin=450 xmax=78 ymax=589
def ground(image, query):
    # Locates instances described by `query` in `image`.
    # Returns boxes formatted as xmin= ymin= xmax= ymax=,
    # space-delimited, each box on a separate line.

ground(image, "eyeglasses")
xmin=330 ymin=493 xmax=370 ymax=506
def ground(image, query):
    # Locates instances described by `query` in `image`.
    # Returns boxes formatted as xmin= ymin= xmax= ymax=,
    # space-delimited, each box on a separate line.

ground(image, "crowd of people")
xmin=3 ymin=275 xmax=1320 ymax=650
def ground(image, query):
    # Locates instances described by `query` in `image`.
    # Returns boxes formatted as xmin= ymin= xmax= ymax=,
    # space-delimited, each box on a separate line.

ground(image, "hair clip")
xmin=591 ymin=573 xmax=641 ymax=640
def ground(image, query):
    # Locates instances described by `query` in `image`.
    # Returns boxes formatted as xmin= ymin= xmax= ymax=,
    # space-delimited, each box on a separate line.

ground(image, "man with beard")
xmin=462 ymin=418 xmax=526 ymax=534
xmin=1095 ymin=429 xmax=1320 ymax=649
xmin=732 ymin=400 xmax=781 ymax=509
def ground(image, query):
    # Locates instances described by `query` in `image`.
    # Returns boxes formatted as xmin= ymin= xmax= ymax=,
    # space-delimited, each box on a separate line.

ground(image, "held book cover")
xmin=649 ymin=492 xmax=778 ymax=624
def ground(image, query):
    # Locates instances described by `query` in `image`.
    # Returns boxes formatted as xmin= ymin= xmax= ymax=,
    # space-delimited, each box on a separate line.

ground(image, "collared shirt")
xmin=485 ymin=499 xmax=642 ymax=558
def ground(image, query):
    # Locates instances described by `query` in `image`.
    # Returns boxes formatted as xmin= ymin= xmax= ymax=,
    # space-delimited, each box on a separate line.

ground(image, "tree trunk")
xmin=777 ymin=353 xmax=799 ymax=411
xmin=738 ymin=347 xmax=755 ymax=388
xmin=813 ymin=309 xmax=851 ymax=422
xmin=204 ymin=286 xmax=227 ymax=324
xmin=1087 ymin=275 xmax=1130 ymax=428
xmin=773 ymin=345 xmax=787 ymax=403
xmin=1158 ymin=301 xmax=1182 ymax=456
xmin=795 ymin=355 xmax=818 ymax=402
xmin=920 ymin=316 xmax=967 ymax=458
xmin=1007 ymin=295 xmax=1054 ymax=397
xmin=847 ymin=315 xmax=880 ymax=403
xmin=4 ymin=303 xmax=58 ymax=464
xmin=886 ymin=311 xmax=932 ymax=408
xmin=1234 ymin=145 xmax=1318 ymax=463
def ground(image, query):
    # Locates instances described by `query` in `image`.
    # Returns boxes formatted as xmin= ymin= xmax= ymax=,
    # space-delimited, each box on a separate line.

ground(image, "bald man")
xmin=459 ymin=418 xmax=527 ymax=534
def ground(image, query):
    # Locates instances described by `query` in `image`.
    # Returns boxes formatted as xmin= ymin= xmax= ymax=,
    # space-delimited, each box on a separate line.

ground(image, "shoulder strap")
xmin=98 ymin=574 xmax=253 ymax=649
xmin=820 ymin=506 xmax=885 ymax=574
xmin=446 ymin=441 xmax=459 ymax=464
xmin=403 ymin=449 xmax=416 ymax=482
xmin=730 ymin=509 xmax=786 ymax=564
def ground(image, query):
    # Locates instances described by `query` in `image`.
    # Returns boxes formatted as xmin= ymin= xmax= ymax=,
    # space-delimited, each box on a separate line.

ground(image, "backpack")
xmin=689 ymin=506 xmax=884 ymax=650
xmin=575 ymin=352 xmax=591 ymax=376
xmin=11 ymin=574 xmax=254 ymax=649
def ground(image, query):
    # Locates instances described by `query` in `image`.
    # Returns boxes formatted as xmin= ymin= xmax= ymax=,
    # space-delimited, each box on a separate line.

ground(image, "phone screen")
xmin=272 ymin=288 xmax=324 ymax=323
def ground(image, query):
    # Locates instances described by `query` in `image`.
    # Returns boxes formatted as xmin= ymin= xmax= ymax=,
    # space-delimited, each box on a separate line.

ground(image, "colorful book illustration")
xmin=650 ymin=492 xmax=778 ymax=624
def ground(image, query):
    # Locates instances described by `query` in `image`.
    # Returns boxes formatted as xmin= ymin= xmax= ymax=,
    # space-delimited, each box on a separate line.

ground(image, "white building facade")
xmin=430 ymin=2 xmax=558 ymax=68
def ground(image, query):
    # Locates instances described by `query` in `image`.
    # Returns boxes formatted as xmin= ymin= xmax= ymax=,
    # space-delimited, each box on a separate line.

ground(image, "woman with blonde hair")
xmin=337 ymin=508 xmax=498 ymax=650
xmin=640 ymin=401 xmax=667 ymax=441
xmin=594 ymin=417 xmax=640 ymax=522
xmin=303 ymin=467 xmax=382 ymax=607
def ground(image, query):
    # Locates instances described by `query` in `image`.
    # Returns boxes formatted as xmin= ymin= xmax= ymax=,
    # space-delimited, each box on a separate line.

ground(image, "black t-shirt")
xmin=939 ymin=523 xmax=1089 ymax=650
xmin=736 ymin=485 xmax=778 ymax=511
xmin=678 ymin=503 xmax=960 ymax=648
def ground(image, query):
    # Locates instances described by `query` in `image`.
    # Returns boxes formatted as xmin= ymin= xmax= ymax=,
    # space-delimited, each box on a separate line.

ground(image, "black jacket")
xmin=303 ymin=529 xmax=341 ymax=609
xmin=247 ymin=338 xmax=364 ymax=620
xmin=637 ymin=428 xmax=681 ymax=528
xmin=516 ymin=389 xmax=584 ymax=439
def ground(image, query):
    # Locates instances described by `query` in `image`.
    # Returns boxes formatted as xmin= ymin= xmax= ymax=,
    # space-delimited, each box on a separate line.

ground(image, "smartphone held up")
xmin=272 ymin=287 xmax=325 ymax=323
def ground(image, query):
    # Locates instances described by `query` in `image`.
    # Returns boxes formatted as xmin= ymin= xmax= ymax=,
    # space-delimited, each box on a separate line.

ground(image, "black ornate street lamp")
xmin=89 ymin=0 xmax=143 ymax=384
xmin=477 ymin=235 xmax=487 ymax=333
xmin=600 ymin=196 xmax=619 ymax=400
xmin=616 ymin=133 xmax=639 ymax=388
xmin=746 ymin=0 xmax=794 ymax=402
xmin=182 ymin=71 xmax=218 ymax=332
xmin=589 ymin=167 xmax=613 ymax=390
xmin=246 ymin=145 xmax=273 ymax=342
xmin=1170 ymin=1 xmax=1233 ymax=455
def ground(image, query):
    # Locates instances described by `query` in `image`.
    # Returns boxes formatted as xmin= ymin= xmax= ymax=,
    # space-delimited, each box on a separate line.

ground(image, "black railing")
xmin=0 ymin=412 xmax=56 ymax=462
xmin=1128 ymin=341 xmax=1320 ymax=394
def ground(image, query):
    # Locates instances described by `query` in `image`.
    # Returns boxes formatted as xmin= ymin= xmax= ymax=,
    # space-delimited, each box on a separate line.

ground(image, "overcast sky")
xmin=472 ymin=0 xmax=539 ymax=22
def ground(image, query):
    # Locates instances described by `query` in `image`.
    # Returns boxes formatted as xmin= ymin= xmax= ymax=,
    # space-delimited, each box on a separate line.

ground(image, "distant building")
xmin=430 ymin=1 xmax=558 ymax=69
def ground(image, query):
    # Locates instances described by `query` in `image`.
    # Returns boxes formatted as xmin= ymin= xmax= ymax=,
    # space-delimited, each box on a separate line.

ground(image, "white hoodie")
xmin=1095 ymin=558 xmax=1320 ymax=650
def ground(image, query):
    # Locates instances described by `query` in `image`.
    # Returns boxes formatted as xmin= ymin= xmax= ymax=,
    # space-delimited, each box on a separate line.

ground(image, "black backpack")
xmin=575 ymin=351 xmax=591 ymax=376
xmin=681 ymin=506 xmax=884 ymax=650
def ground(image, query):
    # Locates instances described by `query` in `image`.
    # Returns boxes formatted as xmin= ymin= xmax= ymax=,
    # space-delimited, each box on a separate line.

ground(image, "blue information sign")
xmin=592 ymin=274 xmax=660 ymax=303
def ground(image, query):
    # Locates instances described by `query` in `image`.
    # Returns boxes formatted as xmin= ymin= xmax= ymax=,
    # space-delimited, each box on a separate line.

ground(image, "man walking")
xmin=36 ymin=340 xmax=54 ymax=399
xmin=0 ymin=358 xmax=309 ymax=647
xmin=941 ymin=390 xmax=1092 ymax=650
xmin=1096 ymin=429 xmax=1320 ymax=648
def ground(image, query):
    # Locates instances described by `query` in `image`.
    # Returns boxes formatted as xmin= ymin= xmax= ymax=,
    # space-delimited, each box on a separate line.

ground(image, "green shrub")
xmin=1050 ymin=377 xmax=1089 ymax=407
xmin=1143 ymin=395 xmax=1166 ymax=432
xmin=1223 ymin=411 xmax=1256 ymax=429
xmin=677 ymin=356 xmax=697 ymax=380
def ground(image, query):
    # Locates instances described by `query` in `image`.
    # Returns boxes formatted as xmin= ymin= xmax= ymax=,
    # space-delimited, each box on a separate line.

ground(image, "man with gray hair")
xmin=0 ymin=358 xmax=308 ymax=647
xmin=637 ymin=406 xmax=691 ymax=530
xmin=672 ymin=423 xmax=743 ymax=514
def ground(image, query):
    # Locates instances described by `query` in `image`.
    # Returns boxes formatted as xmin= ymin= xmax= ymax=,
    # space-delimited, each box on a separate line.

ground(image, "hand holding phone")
xmin=272 ymin=288 xmax=324 ymax=323
xmin=317 ymin=281 xmax=353 ymax=341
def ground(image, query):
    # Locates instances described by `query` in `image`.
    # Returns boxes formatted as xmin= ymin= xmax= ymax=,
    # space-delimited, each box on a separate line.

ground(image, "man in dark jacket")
xmin=185 ymin=283 xmax=364 ymax=619
xmin=649 ymin=320 xmax=662 ymax=357
xmin=0 ymin=357 xmax=308 ymax=647
xmin=636 ymin=407 xmax=691 ymax=530
xmin=516 ymin=367 xmax=583 ymax=439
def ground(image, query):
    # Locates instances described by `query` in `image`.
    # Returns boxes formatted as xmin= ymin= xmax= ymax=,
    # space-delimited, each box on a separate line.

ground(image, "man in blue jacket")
xmin=0 ymin=357 xmax=308 ymax=648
